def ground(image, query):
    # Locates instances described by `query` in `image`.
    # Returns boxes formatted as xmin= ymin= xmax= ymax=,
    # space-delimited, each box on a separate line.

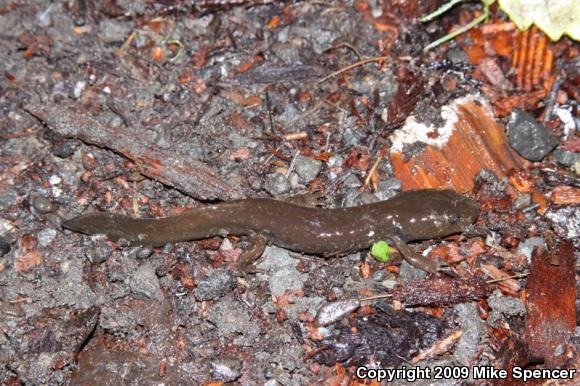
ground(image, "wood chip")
xmin=390 ymin=96 xmax=523 ymax=193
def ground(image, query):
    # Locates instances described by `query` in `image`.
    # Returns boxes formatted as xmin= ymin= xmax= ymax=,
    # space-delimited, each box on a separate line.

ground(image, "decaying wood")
xmin=390 ymin=97 xmax=524 ymax=193
xmin=523 ymin=240 xmax=576 ymax=367
xmin=24 ymin=104 xmax=244 ymax=200
xmin=389 ymin=277 xmax=491 ymax=306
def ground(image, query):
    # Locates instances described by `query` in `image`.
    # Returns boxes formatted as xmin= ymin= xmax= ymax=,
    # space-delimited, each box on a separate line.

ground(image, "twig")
xmin=285 ymin=150 xmax=300 ymax=178
xmin=486 ymin=272 xmax=529 ymax=284
xmin=359 ymin=294 xmax=392 ymax=302
xmin=318 ymin=56 xmax=389 ymax=83
xmin=363 ymin=152 xmax=383 ymax=190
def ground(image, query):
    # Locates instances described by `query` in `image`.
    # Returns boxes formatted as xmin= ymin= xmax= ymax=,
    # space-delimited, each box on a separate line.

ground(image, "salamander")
xmin=62 ymin=189 xmax=479 ymax=274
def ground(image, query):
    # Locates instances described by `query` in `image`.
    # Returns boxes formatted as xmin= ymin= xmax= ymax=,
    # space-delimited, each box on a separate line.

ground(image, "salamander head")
xmin=395 ymin=190 xmax=479 ymax=240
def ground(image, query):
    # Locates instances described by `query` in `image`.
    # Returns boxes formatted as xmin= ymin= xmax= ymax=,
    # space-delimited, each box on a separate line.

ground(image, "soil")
xmin=1 ymin=1 xmax=578 ymax=385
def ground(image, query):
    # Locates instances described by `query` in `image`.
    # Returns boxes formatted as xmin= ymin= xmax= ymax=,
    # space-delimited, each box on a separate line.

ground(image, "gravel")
xmin=195 ymin=268 xmax=237 ymax=301
xmin=453 ymin=302 xmax=485 ymax=366
xmin=129 ymin=264 xmax=164 ymax=302
xmin=508 ymin=109 xmax=559 ymax=161
xmin=294 ymin=154 xmax=322 ymax=184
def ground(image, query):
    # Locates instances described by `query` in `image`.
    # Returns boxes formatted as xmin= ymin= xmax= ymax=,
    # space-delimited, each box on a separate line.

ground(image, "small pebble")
xmin=294 ymin=154 xmax=322 ymax=184
xmin=343 ymin=174 xmax=362 ymax=189
xmin=0 ymin=188 xmax=17 ymax=210
xmin=371 ymin=269 xmax=388 ymax=281
xmin=49 ymin=175 xmax=62 ymax=185
xmin=51 ymin=140 xmax=77 ymax=158
xmin=46 ymin=213 xmax=63 ymax=228
xmin=375 ymin=178 xmax=401 ymax=201
xmin=136 ymin=246 xmax=153 ymax=259
xmin=352 ymin=192 xmax=378 ymax=206
xmin=264 ymin=173 xmax=289 ymax=195
xmin=210 ymin=357 xmax=243 ymax=382
xmin=553 ymin=148 xmax=580 ymax=168
xmin=195 ymin=269 xmax=236 ymax=301
xmin=130 ymin=264 xmax=164 ymax=302
xmin=32 ymin=196 xmax=55 ymax=213
xmin=220 ymin=238 xmax=234 ymax=252
xmin=73 ymin=80 xmax=87 ymax=99
xmin=0 ymin=236 xmax=11 ymax=257
xmin=508 ymin=109 xmax=558 ymax=161
xmin=85 ymin=242 xmax=113 ymax=264
xmin=37 ymin=228 xmax=57 ymax=248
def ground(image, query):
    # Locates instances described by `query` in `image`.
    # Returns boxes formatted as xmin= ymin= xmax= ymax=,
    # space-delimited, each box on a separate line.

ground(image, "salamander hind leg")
xmin=236 ymin=232 xmax=268 ymax=275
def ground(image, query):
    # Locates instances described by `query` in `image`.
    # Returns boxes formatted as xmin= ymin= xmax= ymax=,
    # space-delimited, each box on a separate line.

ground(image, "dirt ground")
xmin=0 ymin=1 xmax=578 ymax=385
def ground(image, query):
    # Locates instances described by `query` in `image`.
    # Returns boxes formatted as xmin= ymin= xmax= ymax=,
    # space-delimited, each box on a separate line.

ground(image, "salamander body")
xmin=63 ymin=189 xmax=479 ymax=274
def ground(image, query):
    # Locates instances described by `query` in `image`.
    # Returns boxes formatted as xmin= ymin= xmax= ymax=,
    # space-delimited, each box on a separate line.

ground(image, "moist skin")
xmin=63 ymin=189 xmax=479 ymax=274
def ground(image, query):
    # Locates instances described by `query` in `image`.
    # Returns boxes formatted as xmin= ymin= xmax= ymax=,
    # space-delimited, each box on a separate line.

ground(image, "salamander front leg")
xmin=390 ymin=236 xmax=441 ymax=275
xmin=236 ymin=232 xmax=268 ymax=275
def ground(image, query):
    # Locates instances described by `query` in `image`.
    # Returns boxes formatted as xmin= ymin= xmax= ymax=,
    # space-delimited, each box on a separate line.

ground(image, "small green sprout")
xmin=421 ymin=0 xmax=492 ymax=52
xmin=371 ymin=241 xmax=390 ymax=263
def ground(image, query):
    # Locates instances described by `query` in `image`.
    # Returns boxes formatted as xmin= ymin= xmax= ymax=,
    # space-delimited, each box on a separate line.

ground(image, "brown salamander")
xmin=62 ymin=189 xmax=478 ymax=274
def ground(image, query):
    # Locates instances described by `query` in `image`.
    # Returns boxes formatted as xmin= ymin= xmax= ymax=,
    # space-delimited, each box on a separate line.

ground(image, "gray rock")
xmin=327 ymin=155 xmax=344 ymax=168
xmin=257 ymin=246 xmax=293 ymax=272
xmin=342 ymin=126 xmax=365 ymax=147
xmin=269 ymin=265 xmax=308 ymax=296
xmin=512 ymin=193 xmax=531 ymax=210
xmin=294 ymin=154 xmax=322 ymax=184
xmin=351 ymin=70 xmax=397 ymax=97
xmin=447 ymin=47 xmax=469 ymax=65
xmin=98 ymin=19 xmax=133 ymax=44
xmin=271 ymin=343 xmax=304 ymax=371
xmin=342 ymin=173 xmax=362 ymax=189
xmin=379 ymin=278 xmax=398 ymax=289
xmin=129 ymin=264 xmax=164 ymax=302
xmin=264 ymin=173 xmax=289 ymax=196
xmin=100 ymin=304 xmax=138 ymax=334
xmin=135 ymin=246 xmax=153 ymax=259
xmin=37 ymin=228 xmax=57 ymax=248
xmin=0 ymin=188 xmax=17 ymax=210
xmin=207 ymin=299 xmax=260 ymax=339
xmin=32 ymin=196 xmax=55 ymax=213
xmin=453 ymin=303 xmax=485 ymax=366
xmin=545 ymin=206 xmax=579 ymax=239
xmin=49 ymin=258 xmax=97 ymax=309
xmin=487 ymin=290 xmax=526 ymax=327
xmin=285 ymin=295 xmax=324 ymax=321
xmin=508 ymin=109 xmax=558 ymax=161
xmin=311 ymin=29 xmax=334 ymax=54
xmin=194 ymin=268 xmax=236 ymax=301
xmin=25 ymin=353 xmax=56 ymax=385
xmin=340 ymin=189 xmax=362 ymax=207
xmin=399 ymin=260 xmax=428 ymax=281
xmin=210 ymin=356 xmax=243 ymax=382
xmin=84 ymin=241 xmax=113 ymax=264
xmin=352 ymin=192 xmax=378 ymax=206
xmin=375 ymin=178 xmax=401 ymax=201
xmin=371 ymin=269 xmax=388 ymax=281
xmin=257 ymin=246 xmax=308 ymax=296
xmin=553 ymin=148 xmax=580 ymax=167
xmin=271 ymin=43 xmax=301 ymax=66
xmin=0 ymin=236 xmax=10 ymax=257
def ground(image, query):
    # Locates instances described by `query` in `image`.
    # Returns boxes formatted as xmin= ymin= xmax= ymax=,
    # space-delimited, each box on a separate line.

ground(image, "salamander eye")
xmin=448 ymin=214 xmax=459 ymax=225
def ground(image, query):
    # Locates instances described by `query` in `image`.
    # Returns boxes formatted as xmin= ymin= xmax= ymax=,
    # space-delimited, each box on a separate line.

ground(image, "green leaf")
xmin=371 ymin=241 xmax=390 ymax=262
xmin=498 ymin=0 xmax=580 ymax=41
